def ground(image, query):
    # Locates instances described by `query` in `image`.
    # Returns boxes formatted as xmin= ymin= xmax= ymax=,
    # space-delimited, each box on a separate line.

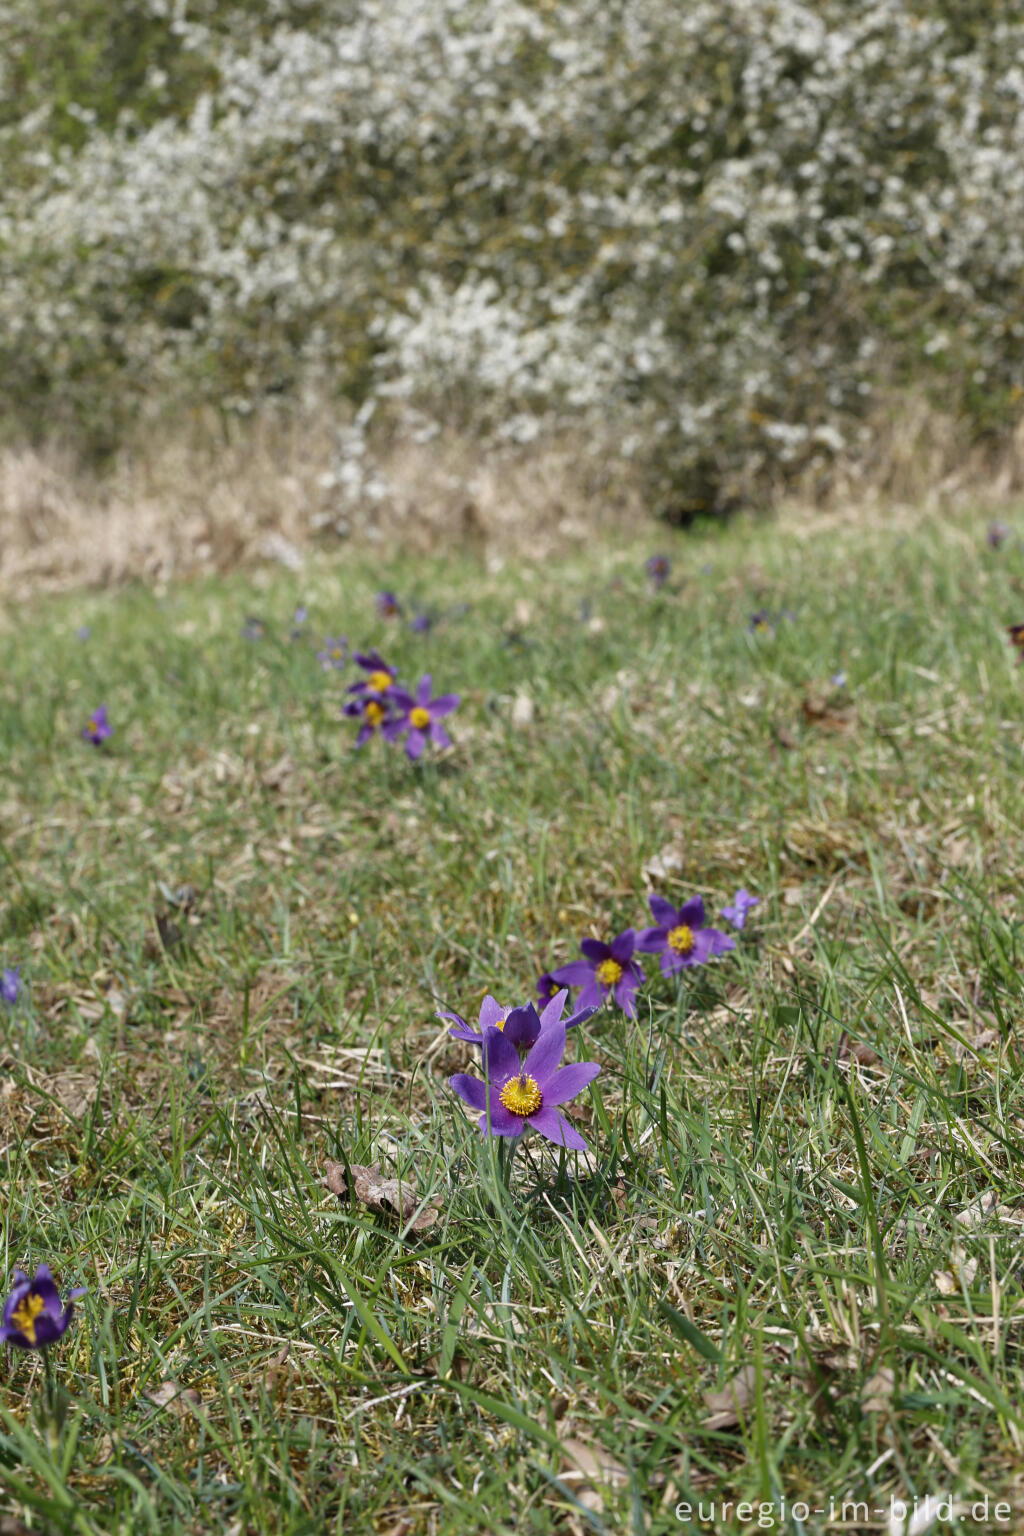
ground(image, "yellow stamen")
xmin=365 ymin=700 xmax=385 ymax=726
xmin=668 ymin=924 xmax=695 ymax=955
xmin=10 ymin=1293 xmax=45 ymax=1344
xmin=596 ymin=958 xmax=623 ymax=987
xmin=499 ymin=1074 xmax=542 ymax=1117
xmin=410 ymin=706 xmax=431 ymax=730
xmin=368 ymin=669 xmax=392 ymax=691
xmin=330 ymin=648 xmax=343 ymax=659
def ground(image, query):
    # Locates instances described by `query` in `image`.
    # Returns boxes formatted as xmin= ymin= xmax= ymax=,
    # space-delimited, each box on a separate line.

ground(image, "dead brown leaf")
xmin=836 ymin=1031 xmax=881 ymax=1067
xmin=701 ymin=1365 xmax=757 ymax=1431
xmin=559 ymin=1437 xmax=629 ymax=1511
xmin=144 ymin=1380 xmax=204 ymax=1418
xmin=323 ymin=1160 xmax=441 ymax=1233
xmin=861 ymin=1365 xmax=895 ymax=1414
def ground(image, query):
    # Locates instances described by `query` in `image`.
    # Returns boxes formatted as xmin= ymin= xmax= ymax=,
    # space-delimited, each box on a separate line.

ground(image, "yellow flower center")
xmin=365 ymin=700 xmax=385 ymax=726
xmin=410 ymin=706 xmax=431 ymax=729
xmin=368 ymin=669 xmax=392 ymax=691
xmin=11 ymin=1293 xmax=45 ymax=1344
xmin=330 ymin=647 xmax=343 ymax=659
xmin=499 ymin=1074 xmax=542 ymax=1117
xmin=596 ymin=958 xmax=623 ymax=987
xmin=668 ymin=924 xmax=695 ymax=955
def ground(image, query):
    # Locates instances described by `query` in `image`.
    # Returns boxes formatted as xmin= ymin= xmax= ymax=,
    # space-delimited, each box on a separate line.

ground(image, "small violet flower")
xmin=830 ymin=670 xmax=847 ymax=689
xmin=721 ymin=889 xmax=760 ymax=931
xmin=440 ymin=988 xmax=596 ymax=1050
xmin=82 ymin=706 xmax=112 ymax=746
xmin=348 ymin=650 xmax=398 ymax=696
xmin=552 ymin=929 xmax=644 ymax=1018
xmin=409 ymin=612 xmax=432 ymax=634
xmin=449 ymin=1017 xmax=600 ymax=1151
xmin=988 ymin=520 xmax=1011 ymax=550
xmin=76 ymin=625 xmax=91 ymax=642
xmin=1 ymin=1266 xmax=85 ymax=1350
xmin=748 ymin=609 xmax=774 ymax=635
xmin=317 ymin=636 xmax=348 ymax=669
xmin=343 ymin=693 xmax=391 ymax=747
xmin=384 ymin=674 xmax=459 ymax=759
xmin=536 ymin=971 xmax=562 ymax=1008
xmin=646 ymin=553 xmax=671 ymax=589
xmin=375 ymin=591 xmax=402 ymax=618
xmin=635 ymin=894 xmax=735 ymax=975
xmin=1 ymin=966 xmax=21 ymax=1006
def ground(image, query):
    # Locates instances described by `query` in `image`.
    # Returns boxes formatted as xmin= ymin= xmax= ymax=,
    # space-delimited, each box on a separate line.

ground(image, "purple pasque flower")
xmin=988 ymin=520 xmax=1011 ymax=550
xmin=76 ymin=625 xmax=91 ymax=642
xmin=1 ymin=966 xmax=21 ymax=1005
xmin=348 ymin=649 xmax=398 ymax=697
xmin=748 ymin=609 xmax=774 ymax=635
xmin=536 ymin=971 xmax=562 ymax=1007
xmin=376 ymin=590 xmax=403 ymax=618
xmin=646 ymin=554 xmax=671 ymax=589
xmin=441 ymin=988 xmax=596 ymax=1050
xmin=343 ymin=692 xmax=390 ymax=747
xmin=636 ymin=894 xmax=734 ymax=976
xmin=1 ymin=1265 xmax=85 ymax=1350
xmin=82 ymin=705 xmax=112 ymax=746
xmin=317 ymin=636 xmax=348 ymax=670
xmin=552 ymin=929 xmax=644 ymax=1018
xmin=449 ymin=1017 xmax=600 ymax=1152
xmin=384 ymin=674 xmax=459 ymax=759
xmin=409 ymin=612 xmax=432 ymax=634
xmin=721 ymin=889 xmax=759 ymax=930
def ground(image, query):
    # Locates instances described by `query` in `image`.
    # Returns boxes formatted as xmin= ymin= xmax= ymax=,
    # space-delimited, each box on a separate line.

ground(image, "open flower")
xmin=317 ymin=635 xmax=348 ymax=669
xmin=384 ymin=674 xmax=459 ymax=759
xmin=375 ymin=591 xmax=402 ymax=618
xmin=552 ymin=930 xmax=644 ymax=1017
xmin=646 ymin=553 xmax=671 ymax=589
xmin=722 ymin=889 xmax=759 ymax=930
xmin=1 ymin=966 xmax=21 ymax=1005
xmin=441 ymin=988 xmax=596 ymax=1050
xmin=1 ymin=1266 xmax=85 ymax=1350
xmin=343 ymin=692 xmax=391 ymax=747
xmin=449 ymin=1017 xmax=600 ymax=1151
xmin=636 ymin=894 xmax=734 ymax=976
xmin=348 ymin=649 xmax=398 ymax=696
xmin=82 ymin=706 xmax=112 ymax=745
xmin=536 ymin=971 xmax=562 ymax=1007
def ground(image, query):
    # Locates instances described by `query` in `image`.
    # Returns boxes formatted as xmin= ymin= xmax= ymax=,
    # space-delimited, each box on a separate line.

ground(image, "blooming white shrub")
xmin=1 ymin=0 xmax=1022 ymax=508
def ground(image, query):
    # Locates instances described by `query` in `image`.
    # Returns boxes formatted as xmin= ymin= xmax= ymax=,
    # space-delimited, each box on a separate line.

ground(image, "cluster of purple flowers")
xmin=445 ymin=988 xmax=600 ymax=1152
xmin=537 ymin=888 xmax=758 ymax=1021
xmin=343 ymin=649 xmax=459 ymax=759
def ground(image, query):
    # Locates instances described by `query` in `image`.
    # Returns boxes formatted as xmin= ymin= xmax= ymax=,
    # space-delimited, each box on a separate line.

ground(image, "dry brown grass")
xmin=3 ymin=393 xmax=1023 ymax=599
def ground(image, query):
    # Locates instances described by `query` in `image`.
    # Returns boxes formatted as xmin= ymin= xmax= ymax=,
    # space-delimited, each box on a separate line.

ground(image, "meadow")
xmin=1 ymin=500 xmax=1023 ymax=1533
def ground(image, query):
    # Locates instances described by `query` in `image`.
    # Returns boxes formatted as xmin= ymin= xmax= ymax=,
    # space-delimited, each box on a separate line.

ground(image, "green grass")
xmin=2 ymin=506 xmax=1024 ymax=1533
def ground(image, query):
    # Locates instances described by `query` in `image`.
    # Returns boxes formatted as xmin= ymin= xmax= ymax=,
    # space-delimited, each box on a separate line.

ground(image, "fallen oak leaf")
xmin=323 ymin=1160 xmax=441 ymax=1233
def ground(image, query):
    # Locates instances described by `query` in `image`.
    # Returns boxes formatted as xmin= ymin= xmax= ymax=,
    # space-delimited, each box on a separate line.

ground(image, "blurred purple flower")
xmin=376 ymin=591 xmax=403 ymax=618
xmin=552 ymin=929 xmax=644 ymax=1018
xmin=76 ymin=626 xmax=91 ymax=642
xmin=409 ymin=612 xmax=432 ymax=634
xmin=988 ymin=520 xmax=1011 ymax=549
xmin=536 ymin=971 xmax=562 ymax=1007
xmin=317 ymin=636 xmax=348 ymax=670
xmin=343 ymin=693 xmax=390 ymax=747
xmin=384 ymin=674 xmax=459 ymax=759
xmin=1 ymin=1265 xmax=85 ymax=1350
xmin=636 ymin=894 xmax=734 ymax=976
xmin=241 ymin=616 xmax=266 ymax=641
xmin=721 ymin=889 xmax=759 ymax=931
xmin=348 ymin=650 xmax=397 ymax=696
xmin=646 ymin=554 xmax=671 ymax=589
xmin=830 ymin=671 xmax=847 ymax=689
xmin=748 ymin=610 xmax=773 ymax=635
xmin=1 ymin=966 xmax=21 ymax=1005
xmin=82 ymin=706 xmax=112 ymax=746
xmin=449 ymin=1017 xmax=600 ymax=1151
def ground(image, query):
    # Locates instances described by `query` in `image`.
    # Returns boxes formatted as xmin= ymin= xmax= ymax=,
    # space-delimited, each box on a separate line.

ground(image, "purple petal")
xmin=575 ymin=979 xmax=605 ymax=1013
xmin=579 ymin=938 xmax=610 ymax=962
xmin=479 ymin=1104 xmax=525 ymax=1138
xmin=417 ymin=674 xmax=432 ymax=705
xmin=449 ymin=1073 xmax=488 ymax=1111
xmin=542 ymin=1061 xmax=601 ymax=1106
xmin=429 ymin=721 xmax=452 ymax=750
xmin=502 ymin=1004 xmax=541 ymax=1049
xmin=481 ymin=1026 xmax=521 ymax=1084
xmin=648 ymin=894 xmax=679 ymax=928
xmin=564 ymin=1001 xmax=599 ymax=1029
xmin=677 ymin=895 xmax=706 ymax=929
xmin=634 ymin=926 xmax=668 ymax=953
xmin=436 ymin=1010 xmax=467 ymax=1027
xmin=449 ymin=1024 xmax=484 ymax=1044
xmin=705 ymin=927 xmax=736 ymax=956
xmin=614 ymin=973 xmax=640 ymax=1017
xmin=527 ymin=1105 xmax=588 ymax=1151
xmin=478 ymin=996 xmax=507 ymax=1029
xmin=405 ymin=730 xmax=426 ymax=760
xmin=430 ymin=694 xmax=460 ymax=717
xmin=609 ymin=929 xmax=636 ymax=964
xmin=538 ymin=989 xmax=568 ymax=1030
xmin=550 ymin=960 xmax=594 ymax=986
xmin=523 ymin=1019 xmax=566 ymax=1087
